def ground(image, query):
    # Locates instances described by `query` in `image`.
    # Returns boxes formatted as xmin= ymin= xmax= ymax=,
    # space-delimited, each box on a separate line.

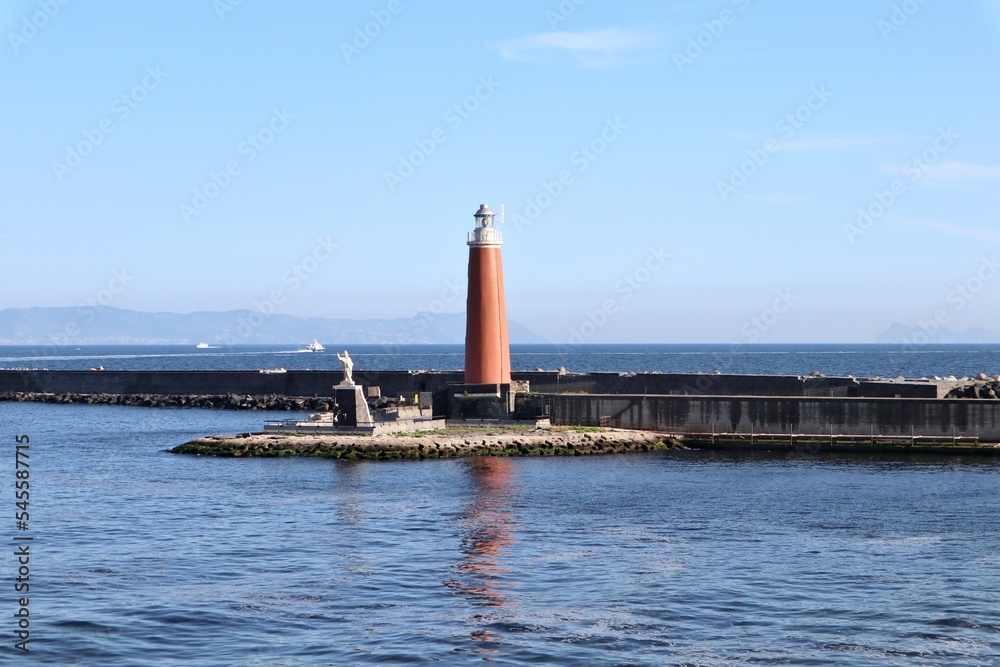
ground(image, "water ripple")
xmin=6 ymin=402 xmax=1000 ymax=665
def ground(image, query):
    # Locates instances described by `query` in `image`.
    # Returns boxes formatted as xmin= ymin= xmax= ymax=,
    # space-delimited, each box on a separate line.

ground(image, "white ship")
xmin=305 ymin=339 xmax=325 ymax=352
xmin=196 ymin=342 xmax=210 ymax=349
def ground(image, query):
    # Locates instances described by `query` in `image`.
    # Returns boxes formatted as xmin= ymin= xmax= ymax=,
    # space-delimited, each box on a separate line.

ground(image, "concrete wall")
xmin=0 ymin=369 xmax=943 ymax=399
xmin=2 ymin=369 xmax=989 ymax=439
xmin=0 ymin=370 xmax=463 ymax=397
xmin=515 ymin=372 xmax=941 ymax=398
xmin=549 ymin=394 xmax=1000 ymax=441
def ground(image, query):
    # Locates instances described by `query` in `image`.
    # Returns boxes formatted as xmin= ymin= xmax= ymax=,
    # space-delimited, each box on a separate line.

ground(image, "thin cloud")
xmin=775 ymin=137 xmax=895 ymax=152
xmin=880 ymin=161 xmax=1000 ymax=185
xmin=739 ymin=193 xmax=816 ymax=209
xmin=888 ymin=215 xmax=1000 ymax=243
xmin=495 ymin=29 xmax=656 ymax=69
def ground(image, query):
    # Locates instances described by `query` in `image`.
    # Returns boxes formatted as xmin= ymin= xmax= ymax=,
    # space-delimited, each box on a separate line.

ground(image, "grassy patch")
xmin=411 ymin=425 xmax=536 ymax=436
xmin=553 ymin=425 xmax=609 ymax=433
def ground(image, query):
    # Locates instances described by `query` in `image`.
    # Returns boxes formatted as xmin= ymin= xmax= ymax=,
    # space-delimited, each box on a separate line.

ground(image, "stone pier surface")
xmin=170 ymin=427 xmax=679 ymax=460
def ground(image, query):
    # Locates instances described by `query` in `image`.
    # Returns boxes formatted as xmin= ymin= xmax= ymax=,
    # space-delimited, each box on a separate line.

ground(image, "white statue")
xmin=336 ymin=350 xmax=354 ymax=385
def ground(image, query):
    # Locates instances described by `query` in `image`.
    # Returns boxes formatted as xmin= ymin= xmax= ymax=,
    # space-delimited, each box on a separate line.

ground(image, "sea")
xmin=1 ymin=342 xmax=999 ymax=377
xmin=1 ymin=344 xmax=999 ymax=666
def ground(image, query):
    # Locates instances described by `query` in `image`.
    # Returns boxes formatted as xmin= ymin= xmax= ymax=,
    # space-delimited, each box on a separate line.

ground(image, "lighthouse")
xmin=464 ymin=203 xmax=512 ymax=386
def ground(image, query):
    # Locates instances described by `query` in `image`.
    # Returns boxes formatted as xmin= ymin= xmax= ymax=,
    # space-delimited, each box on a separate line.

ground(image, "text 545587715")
xmin=13 ymin=434 xmax=31 ymax=652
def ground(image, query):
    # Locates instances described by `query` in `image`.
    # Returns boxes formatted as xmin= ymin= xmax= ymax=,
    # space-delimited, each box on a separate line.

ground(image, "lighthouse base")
xmin=435 ymin=381 xmax=530 ymax=420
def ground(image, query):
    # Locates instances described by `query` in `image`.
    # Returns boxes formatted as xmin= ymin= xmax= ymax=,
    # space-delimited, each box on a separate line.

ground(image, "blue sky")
xmin=2 ymin=0 xmax=998 ymax=344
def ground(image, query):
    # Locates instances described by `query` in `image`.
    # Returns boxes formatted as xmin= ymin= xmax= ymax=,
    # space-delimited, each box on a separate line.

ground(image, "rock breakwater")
xmin=944 ymin=375 xmax=1000 ymax=399
xmin=170 ymin=428 xmax=680 ymax=460
xmin=0 ymin=391 xmax=333 ymax=410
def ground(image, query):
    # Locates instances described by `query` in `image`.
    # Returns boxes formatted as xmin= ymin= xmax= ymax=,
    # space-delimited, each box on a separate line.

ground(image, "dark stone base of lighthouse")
xmin=436 ymin=383 xmax=523 ymax=420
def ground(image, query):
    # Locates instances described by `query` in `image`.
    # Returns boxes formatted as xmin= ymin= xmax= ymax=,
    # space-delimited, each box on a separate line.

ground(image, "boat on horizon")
xmin=306 ymin=340 xmax=325 ymax=352
xmin=196 ymin=342 xmax=210 ymax=349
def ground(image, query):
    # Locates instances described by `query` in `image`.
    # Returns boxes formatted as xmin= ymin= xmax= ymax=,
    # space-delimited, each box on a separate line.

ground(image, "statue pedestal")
xmin=334 ymin=384 xmax=373 ymax=427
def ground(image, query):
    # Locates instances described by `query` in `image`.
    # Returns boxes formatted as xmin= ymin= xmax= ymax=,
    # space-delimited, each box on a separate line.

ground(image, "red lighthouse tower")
xmin=464 ymin=203 xmax=511 ymax=386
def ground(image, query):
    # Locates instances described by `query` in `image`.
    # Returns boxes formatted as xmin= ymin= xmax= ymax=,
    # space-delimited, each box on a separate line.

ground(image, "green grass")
xmin=410 ymin=424 xmax=536 ymax=436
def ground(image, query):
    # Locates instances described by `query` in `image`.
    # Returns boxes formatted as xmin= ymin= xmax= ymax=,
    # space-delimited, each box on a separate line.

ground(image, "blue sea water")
xmin=1 ymin=345 xmax=999 ymax=665
xmin=1 ymin=342 xmax=999 ymax=377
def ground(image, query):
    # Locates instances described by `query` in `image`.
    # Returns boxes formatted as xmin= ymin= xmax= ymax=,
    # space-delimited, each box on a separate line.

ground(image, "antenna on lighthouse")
xmin=498 ymin=204 xmax=505 ymax=225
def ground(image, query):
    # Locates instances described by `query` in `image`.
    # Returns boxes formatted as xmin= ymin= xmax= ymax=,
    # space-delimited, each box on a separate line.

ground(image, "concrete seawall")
xmin=3 ymin=370 xmax=994 ymax=443
xmin=546 ymin=394 xmax=1000 ymax=441
xmin=0 ymin=370 xmax=947 ymax=398
xmin=0 ymin=370 xmax=423 ymax=397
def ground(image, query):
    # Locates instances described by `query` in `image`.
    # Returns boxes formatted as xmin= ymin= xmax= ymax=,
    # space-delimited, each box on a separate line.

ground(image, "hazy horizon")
xmin=0 ymin=304 xmax=996 ymax=346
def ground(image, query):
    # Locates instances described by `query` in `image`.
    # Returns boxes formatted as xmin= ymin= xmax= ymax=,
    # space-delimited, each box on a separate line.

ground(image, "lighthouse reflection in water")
xmin=446 ymin=457 xmax=518 ymax=647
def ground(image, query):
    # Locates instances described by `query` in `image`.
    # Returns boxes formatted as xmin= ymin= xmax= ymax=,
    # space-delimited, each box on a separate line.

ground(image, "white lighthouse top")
xmin=468 ymin=203 xmax=503 ymax=247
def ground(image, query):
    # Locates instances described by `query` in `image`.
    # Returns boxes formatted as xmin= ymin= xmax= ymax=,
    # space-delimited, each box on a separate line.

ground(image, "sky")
xmin=1 ymin=0 xmax=999 ymax=344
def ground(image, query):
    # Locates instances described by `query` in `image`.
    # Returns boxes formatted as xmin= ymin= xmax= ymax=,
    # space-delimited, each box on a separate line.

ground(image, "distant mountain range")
xmin=875 ymin=323 xmax=998 ymax=344
xmin=0 ymin=307 xmax=547 ymax=345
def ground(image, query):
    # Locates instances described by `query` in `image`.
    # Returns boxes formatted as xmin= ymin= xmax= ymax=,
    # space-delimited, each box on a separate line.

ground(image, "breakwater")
xmin=5 ymin=370 xmax=997 ymax=444
xmin=543 ymin=394 xmax=1000 ymax=443
xmin=0 ymin=369 xmax=952 ymax=398
xmin=171 ymin=428 xmax=677 ymax=459
xmin=0 ymin=391 xmax=335 ymax=410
